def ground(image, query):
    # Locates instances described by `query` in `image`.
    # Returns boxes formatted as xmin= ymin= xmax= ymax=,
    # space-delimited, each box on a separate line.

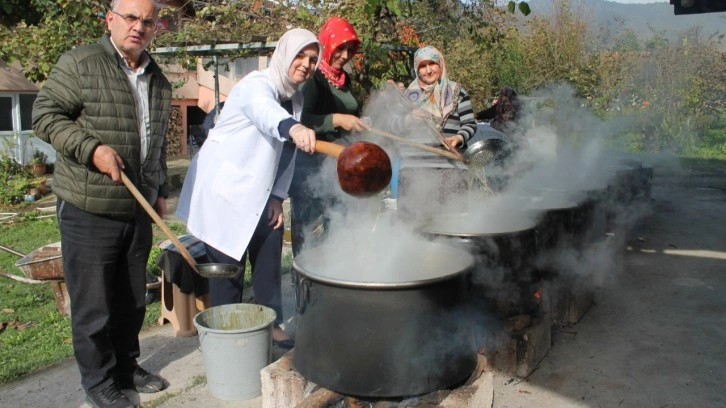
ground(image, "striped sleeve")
xmin=455 ymin=88 xmax=477 ymax=143
xmin=441 ymin=87 xmax=477 ymax=144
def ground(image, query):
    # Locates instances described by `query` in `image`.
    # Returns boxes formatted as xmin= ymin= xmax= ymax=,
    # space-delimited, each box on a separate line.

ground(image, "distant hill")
xmin=526 ymin=0 xmax=725 ymax=48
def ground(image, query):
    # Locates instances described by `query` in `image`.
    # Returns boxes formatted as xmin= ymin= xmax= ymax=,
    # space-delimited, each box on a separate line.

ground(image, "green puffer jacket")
xmin=32 ymin=34 xmax=171 ymax=220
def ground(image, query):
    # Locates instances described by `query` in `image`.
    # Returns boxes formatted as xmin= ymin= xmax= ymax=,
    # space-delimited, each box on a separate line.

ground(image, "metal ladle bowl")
xmin=195 ymin=263 xmax=242 ymax=279
xmin=464 ymin=139 xmax=500 ymax=167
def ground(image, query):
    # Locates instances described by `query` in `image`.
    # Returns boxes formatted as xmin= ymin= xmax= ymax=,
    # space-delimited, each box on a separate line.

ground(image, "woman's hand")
xmin=267 ymin=198 xmax=283 ymax=230
xmin=444 ymin=135 xmax=465 ymax=148
xmin=333 ymin=114 xmax=368 ymax=133
xmin=290 ymin=124 xmax=317 ymax=153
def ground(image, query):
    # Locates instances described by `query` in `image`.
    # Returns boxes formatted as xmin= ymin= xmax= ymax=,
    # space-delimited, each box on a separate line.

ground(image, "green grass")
xmin=0 ymin=214 xmax=182 ymax=384
xmin=0 ymin=209 xmax=291 ymax=384
xmin=0 ymin=214 xmax=72 ymax=383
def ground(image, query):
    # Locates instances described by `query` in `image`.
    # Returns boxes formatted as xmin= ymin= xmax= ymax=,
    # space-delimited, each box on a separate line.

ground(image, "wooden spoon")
xmin=367 ymin=127 xmax=465 ymax=162
xmin=120 ymin=172 xmax=199 ymax=273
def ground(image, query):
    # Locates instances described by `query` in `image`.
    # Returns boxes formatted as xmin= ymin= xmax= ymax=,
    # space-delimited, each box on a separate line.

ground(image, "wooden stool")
xmin=159 ymin=270 xmax=210 ymax=337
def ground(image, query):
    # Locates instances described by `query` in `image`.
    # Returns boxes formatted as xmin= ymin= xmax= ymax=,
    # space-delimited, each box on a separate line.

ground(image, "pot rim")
xmin=292 ymin=264 xmax=472 ymax=288
xmin=292 ymin=242 xmax=475 ymax=289
xmin=421 ymin=212 xmax=539 ymax=237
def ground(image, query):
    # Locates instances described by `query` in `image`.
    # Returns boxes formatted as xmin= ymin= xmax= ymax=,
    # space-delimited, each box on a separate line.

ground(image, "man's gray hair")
xmin=110 ymin=0 xmax=163 ymax=12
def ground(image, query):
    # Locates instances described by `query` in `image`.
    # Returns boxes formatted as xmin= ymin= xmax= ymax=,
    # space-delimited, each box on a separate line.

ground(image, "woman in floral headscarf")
xmin=290 ymin=16 xmax=368 ymax=257
xmin=404 ymin=46 xmax=477 ymax=149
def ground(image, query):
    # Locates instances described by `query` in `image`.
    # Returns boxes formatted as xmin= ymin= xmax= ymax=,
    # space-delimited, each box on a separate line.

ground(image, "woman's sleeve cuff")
xmin=278 ymin=118 xmax=299 ymax=140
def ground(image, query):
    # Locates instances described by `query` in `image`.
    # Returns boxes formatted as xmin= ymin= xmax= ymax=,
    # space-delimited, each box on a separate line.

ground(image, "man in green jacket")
xmin=32 ymin=0 xmax=171 ymax=407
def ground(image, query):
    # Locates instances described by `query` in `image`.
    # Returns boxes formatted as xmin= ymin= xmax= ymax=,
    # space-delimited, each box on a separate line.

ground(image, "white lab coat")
xmin=176 ymin=69 xmax=300 ymax=260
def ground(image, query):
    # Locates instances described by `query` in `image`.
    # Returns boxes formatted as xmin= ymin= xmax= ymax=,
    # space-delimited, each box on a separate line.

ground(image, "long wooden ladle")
xmin=315 ymin=140 xmax=392 ymax=197
xmin=367 ymin=127 xmax=466 ymax=162
xmin=120 ymin=172 xmax=200 ymax=274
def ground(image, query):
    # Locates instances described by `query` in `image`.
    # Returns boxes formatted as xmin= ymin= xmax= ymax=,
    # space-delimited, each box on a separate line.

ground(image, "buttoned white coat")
xmin=177 ymin=69 xmax=300 ymax=260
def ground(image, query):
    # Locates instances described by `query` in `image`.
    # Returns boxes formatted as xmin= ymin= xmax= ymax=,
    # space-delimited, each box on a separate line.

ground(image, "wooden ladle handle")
xmin=367 ymin=127 xmax=465 ymax=162
xmin=120 ymin=172 xmax=199 ymax=273
xmin=315 ymin=140 xmax=345 ymax=158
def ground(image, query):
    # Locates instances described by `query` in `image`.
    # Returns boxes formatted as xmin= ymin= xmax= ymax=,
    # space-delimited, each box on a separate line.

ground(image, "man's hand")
xmin=267 ymin=198 xmax=283 ymax=230
xmin=154 ymin=197 xmax=167 ymax=219
xmin=92 ymin=145 xmax=125 ymax=182
xmin=290 ymin=124 xmax=317 ymax=153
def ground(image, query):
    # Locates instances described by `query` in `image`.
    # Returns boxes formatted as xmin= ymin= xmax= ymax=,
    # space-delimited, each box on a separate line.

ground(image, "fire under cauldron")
xmin=292 ymin=241 xmax=477 ymax=398
xmin=421 ymin=212 xmax=542 ymax=318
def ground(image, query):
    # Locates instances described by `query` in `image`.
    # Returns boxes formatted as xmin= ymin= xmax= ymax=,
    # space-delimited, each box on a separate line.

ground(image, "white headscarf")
xmin=269 ymin=28 xmax=322 ymax=101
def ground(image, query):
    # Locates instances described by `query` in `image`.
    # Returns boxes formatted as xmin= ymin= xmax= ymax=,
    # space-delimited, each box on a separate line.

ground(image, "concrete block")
xmin=489 ymin=313 xmax=552 ymax=377
xmin=552 ymin=285 xmax=594 ymax=325
xmin=440 ymin=370 xmax=494 ymax=408
xmin=261 ymin=351 xmax=308 ymax=408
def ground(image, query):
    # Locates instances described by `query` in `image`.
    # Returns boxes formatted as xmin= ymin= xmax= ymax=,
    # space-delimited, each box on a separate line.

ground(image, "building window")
xmin=0 ymin=96 xmax=12 ymax=132
xmin=19 ymin=94 xmax=36 ymax=131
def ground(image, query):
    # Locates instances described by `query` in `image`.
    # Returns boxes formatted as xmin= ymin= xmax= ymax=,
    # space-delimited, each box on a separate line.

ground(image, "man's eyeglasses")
xmin=110 ymin=10 xmax=157 ymax=30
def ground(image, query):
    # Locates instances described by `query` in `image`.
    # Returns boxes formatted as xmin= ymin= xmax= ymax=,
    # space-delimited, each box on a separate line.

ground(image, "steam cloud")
xmin=293 ymin=82 xmax=664 ymax=339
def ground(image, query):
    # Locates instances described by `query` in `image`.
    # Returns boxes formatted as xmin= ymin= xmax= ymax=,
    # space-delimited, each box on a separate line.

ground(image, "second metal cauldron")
xmin=292 ymin=241 xmax=477 ymax=398
xmin=420 ymin=211 xmax=541 ymax=317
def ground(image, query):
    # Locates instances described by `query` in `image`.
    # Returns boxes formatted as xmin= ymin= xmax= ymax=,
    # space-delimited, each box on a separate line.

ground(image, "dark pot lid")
xmin=293 ymin=240 xmax=474 ymax=288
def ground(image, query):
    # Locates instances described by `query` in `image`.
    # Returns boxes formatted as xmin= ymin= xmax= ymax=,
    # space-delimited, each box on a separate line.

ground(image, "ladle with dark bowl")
xmin=120 ymin=173 xmax=242 ymax=278
xmin=315 ymin=140 xmax=392 ymax=197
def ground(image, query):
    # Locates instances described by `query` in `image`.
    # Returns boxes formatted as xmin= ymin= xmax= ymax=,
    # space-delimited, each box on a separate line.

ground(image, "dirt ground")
xmin=0 ymin=157 xmax=724 ymax=408
xmin=490 ymin=160 xmax=726 ymax=407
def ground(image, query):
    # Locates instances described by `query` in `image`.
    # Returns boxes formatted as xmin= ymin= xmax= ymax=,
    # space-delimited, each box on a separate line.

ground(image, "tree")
xmin=0 ymin=0 xmax=47 ymax=27
xmin=0 ymin=0 xmax=106 ymax=82
xmin=1 ymin=0 xmax=530 ymax=96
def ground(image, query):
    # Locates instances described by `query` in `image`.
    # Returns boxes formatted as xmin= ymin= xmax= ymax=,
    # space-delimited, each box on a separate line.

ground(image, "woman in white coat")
xmin=177 ymin=28 xmax=321 ymax=349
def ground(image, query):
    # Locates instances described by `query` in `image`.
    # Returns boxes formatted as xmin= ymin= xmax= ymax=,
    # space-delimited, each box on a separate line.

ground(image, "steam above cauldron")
xmin=290 ymin=82 xmax=658 ymax=395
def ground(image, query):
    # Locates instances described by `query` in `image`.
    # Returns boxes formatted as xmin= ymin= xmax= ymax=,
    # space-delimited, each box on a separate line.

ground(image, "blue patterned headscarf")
xmin=404 ymin=46 xmax=460 ymax=129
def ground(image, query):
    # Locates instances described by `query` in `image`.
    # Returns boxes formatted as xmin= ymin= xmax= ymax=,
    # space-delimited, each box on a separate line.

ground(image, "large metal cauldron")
xmin=292 ymin=242 xmax=477 ymax=398
xmin=421 ymin=212 xmax=540 ymax=317
xmin=524 ymin=191 xmax=593 ymax=251
xmin=422 ymin=212 xmax=539 ymax=276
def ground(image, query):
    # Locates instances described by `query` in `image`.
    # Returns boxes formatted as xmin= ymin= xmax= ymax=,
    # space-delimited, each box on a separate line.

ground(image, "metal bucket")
xmin=193 ymin=304 xmax=276 ymax=400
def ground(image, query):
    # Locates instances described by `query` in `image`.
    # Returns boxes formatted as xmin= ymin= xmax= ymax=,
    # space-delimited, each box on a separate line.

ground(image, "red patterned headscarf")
xmin=317 ymin=16 xmax=360 ymax=88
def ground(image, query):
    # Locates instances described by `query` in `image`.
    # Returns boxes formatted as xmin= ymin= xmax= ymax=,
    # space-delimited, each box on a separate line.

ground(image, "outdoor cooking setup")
xmin=155 ymin=122 xmax=652 ymax=405
xmin=266 ymin=141 xmax=651 ymax=400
